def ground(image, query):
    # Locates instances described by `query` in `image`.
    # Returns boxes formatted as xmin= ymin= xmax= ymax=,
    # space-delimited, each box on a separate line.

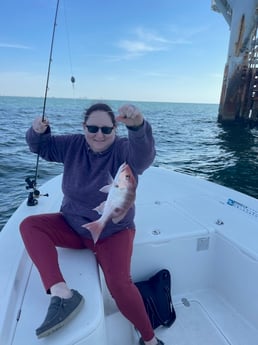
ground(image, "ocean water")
xmin=1 ymin=96 xmax=258 ymax=230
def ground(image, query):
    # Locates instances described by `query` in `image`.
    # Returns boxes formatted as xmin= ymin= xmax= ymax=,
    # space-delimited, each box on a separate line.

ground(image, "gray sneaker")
xmin=139 ymin=338 xmax=164 ymax=345
xmin=36 ymin=289 xmax=84 ymax=338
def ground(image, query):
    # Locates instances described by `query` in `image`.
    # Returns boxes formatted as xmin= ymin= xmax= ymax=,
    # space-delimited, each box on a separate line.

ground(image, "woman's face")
xmin=83 ymin=110 xmax=116 ymax=153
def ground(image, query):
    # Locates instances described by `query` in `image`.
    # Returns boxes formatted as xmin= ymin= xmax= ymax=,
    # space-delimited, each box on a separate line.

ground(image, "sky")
xmin=0 ymin=0 xmax=230 ymax=103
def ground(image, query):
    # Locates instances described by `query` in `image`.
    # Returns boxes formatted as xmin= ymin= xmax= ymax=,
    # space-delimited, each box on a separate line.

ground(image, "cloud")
xmin=117 ymin=27 xmax=169 ymax=58
xmin=0 ymin=43 xmax=32 ymax=49
xmin=116 ymin=26 xmax=192 ymax=60
xmin=118 ymin=40 xmax=165 ymax=54
xmin=134 ymin=27 xmax=169 ymax=44
xmin=167 ymin=24 xmax=210 ymax=43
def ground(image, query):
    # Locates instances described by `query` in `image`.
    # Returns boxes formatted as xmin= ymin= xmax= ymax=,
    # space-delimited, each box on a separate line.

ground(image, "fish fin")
xmin=99 ymin=184 xmax=111 ymax=193
xmin=112 ymin=211 xmax=128 ymax=224
xmin=94 ymin=201 xmax=106 ymax=215
xmin=82 ymin=221 xmax=104 ymax=244
xmin=107 ymin=171 xmax=114 ymax=184
xmin=99 ymin=172 xmax=114 ymax=193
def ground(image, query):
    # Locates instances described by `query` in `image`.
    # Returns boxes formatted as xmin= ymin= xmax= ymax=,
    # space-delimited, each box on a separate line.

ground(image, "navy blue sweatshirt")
xmin=26 ymin=121 xmax=155 ymax=239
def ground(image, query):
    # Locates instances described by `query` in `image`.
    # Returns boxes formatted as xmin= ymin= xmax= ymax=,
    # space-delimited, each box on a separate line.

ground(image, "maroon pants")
xmin=20 ymin=213 xmax=154 ymax=341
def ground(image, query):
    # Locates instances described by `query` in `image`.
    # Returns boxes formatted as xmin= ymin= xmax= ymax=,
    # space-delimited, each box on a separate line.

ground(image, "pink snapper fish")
xmin=82 ymin=162 xmax=137 ymax=243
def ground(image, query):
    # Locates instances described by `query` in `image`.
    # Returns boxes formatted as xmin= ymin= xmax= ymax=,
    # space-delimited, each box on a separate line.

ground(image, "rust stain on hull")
xmin=218 ymin=62 xmax=257 ymax=124
xmin=214 ymin=1 xmax=258 ymax=126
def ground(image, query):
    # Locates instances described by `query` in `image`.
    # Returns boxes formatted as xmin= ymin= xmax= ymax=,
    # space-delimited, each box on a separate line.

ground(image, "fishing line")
xmin=63 ymin=0 xmax=76 ymax=94
xmin=26 ymin=0 xmax=61 ymax=206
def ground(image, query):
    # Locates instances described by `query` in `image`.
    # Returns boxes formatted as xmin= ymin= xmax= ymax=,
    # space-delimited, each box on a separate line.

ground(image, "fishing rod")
xmin=25 ymin=0 xmax=60 ymax=206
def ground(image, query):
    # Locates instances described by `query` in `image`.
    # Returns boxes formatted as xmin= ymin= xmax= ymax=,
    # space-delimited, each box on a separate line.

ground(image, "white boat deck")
xmin=12 ymin=249 xmax=106 ymax=345
xmin=106 ymin=289 xmax=258 ymax=345
xmin=1 ymin=166 xmax=258 ymax=344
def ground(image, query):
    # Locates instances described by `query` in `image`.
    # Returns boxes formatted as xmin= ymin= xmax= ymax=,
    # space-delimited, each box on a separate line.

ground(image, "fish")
xmin=82 ymin=162 xmax=137 ymax=243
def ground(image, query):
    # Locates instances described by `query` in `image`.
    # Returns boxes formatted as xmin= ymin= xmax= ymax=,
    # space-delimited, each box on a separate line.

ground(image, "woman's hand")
xmin=116 ymin=104 xmax=144 ymax=127
xmin=32 ymin=116 xmax=49 ymax=134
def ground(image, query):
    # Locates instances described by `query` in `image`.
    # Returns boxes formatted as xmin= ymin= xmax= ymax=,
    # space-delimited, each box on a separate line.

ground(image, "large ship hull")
xmin=213 ymin=0 xmax=258 ymax=125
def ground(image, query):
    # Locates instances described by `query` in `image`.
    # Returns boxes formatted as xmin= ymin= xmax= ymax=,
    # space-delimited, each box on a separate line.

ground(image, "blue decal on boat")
xmin=227 ymin=198 xmax=258 ymax=219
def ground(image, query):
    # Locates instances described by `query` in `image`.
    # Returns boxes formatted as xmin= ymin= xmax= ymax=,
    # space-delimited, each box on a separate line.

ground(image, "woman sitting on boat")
xmin=20 ymin=103 xmax=164 ymax=345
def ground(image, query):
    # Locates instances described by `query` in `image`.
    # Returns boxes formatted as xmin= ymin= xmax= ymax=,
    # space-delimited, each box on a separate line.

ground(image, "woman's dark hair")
xmin=84 ymin=103 xmax=116 ymax=126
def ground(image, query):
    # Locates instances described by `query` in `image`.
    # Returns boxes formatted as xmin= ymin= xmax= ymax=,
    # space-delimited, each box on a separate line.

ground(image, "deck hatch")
xmin=196 ymin=237 xmax=210 ymax=251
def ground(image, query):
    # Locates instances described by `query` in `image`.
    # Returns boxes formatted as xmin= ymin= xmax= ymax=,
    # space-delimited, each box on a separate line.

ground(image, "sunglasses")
xmin=85 ymin=125 xmax=114 ymax=135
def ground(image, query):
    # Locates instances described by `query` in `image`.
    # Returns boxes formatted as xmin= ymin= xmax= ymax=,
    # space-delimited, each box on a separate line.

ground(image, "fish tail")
xmin=82 ymin=221 xmax=104 ymax=244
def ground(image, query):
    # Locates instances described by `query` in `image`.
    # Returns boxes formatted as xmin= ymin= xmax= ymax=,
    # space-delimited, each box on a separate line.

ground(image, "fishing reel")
xmin=25 ymin=177 xmax=49 ymax=206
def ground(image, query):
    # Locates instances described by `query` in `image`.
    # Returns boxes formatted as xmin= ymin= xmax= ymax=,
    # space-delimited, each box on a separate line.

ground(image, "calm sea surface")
xmin=1 ymin=96 xmax=258 ymax=230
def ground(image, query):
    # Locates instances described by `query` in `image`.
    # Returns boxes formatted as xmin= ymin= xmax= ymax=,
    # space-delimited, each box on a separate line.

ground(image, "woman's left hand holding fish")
xmin=116 ymin=104 xmax=144 ymax=128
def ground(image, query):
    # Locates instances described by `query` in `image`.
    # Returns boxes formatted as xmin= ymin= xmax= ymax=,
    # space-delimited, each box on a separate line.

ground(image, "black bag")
xmin=135 ymin=269 xmax=176 ymax=329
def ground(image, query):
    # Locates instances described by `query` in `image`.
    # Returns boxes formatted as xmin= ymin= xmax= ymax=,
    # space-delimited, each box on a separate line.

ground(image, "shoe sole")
xmin=37 ymin=297 xmax=85 ymax=339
